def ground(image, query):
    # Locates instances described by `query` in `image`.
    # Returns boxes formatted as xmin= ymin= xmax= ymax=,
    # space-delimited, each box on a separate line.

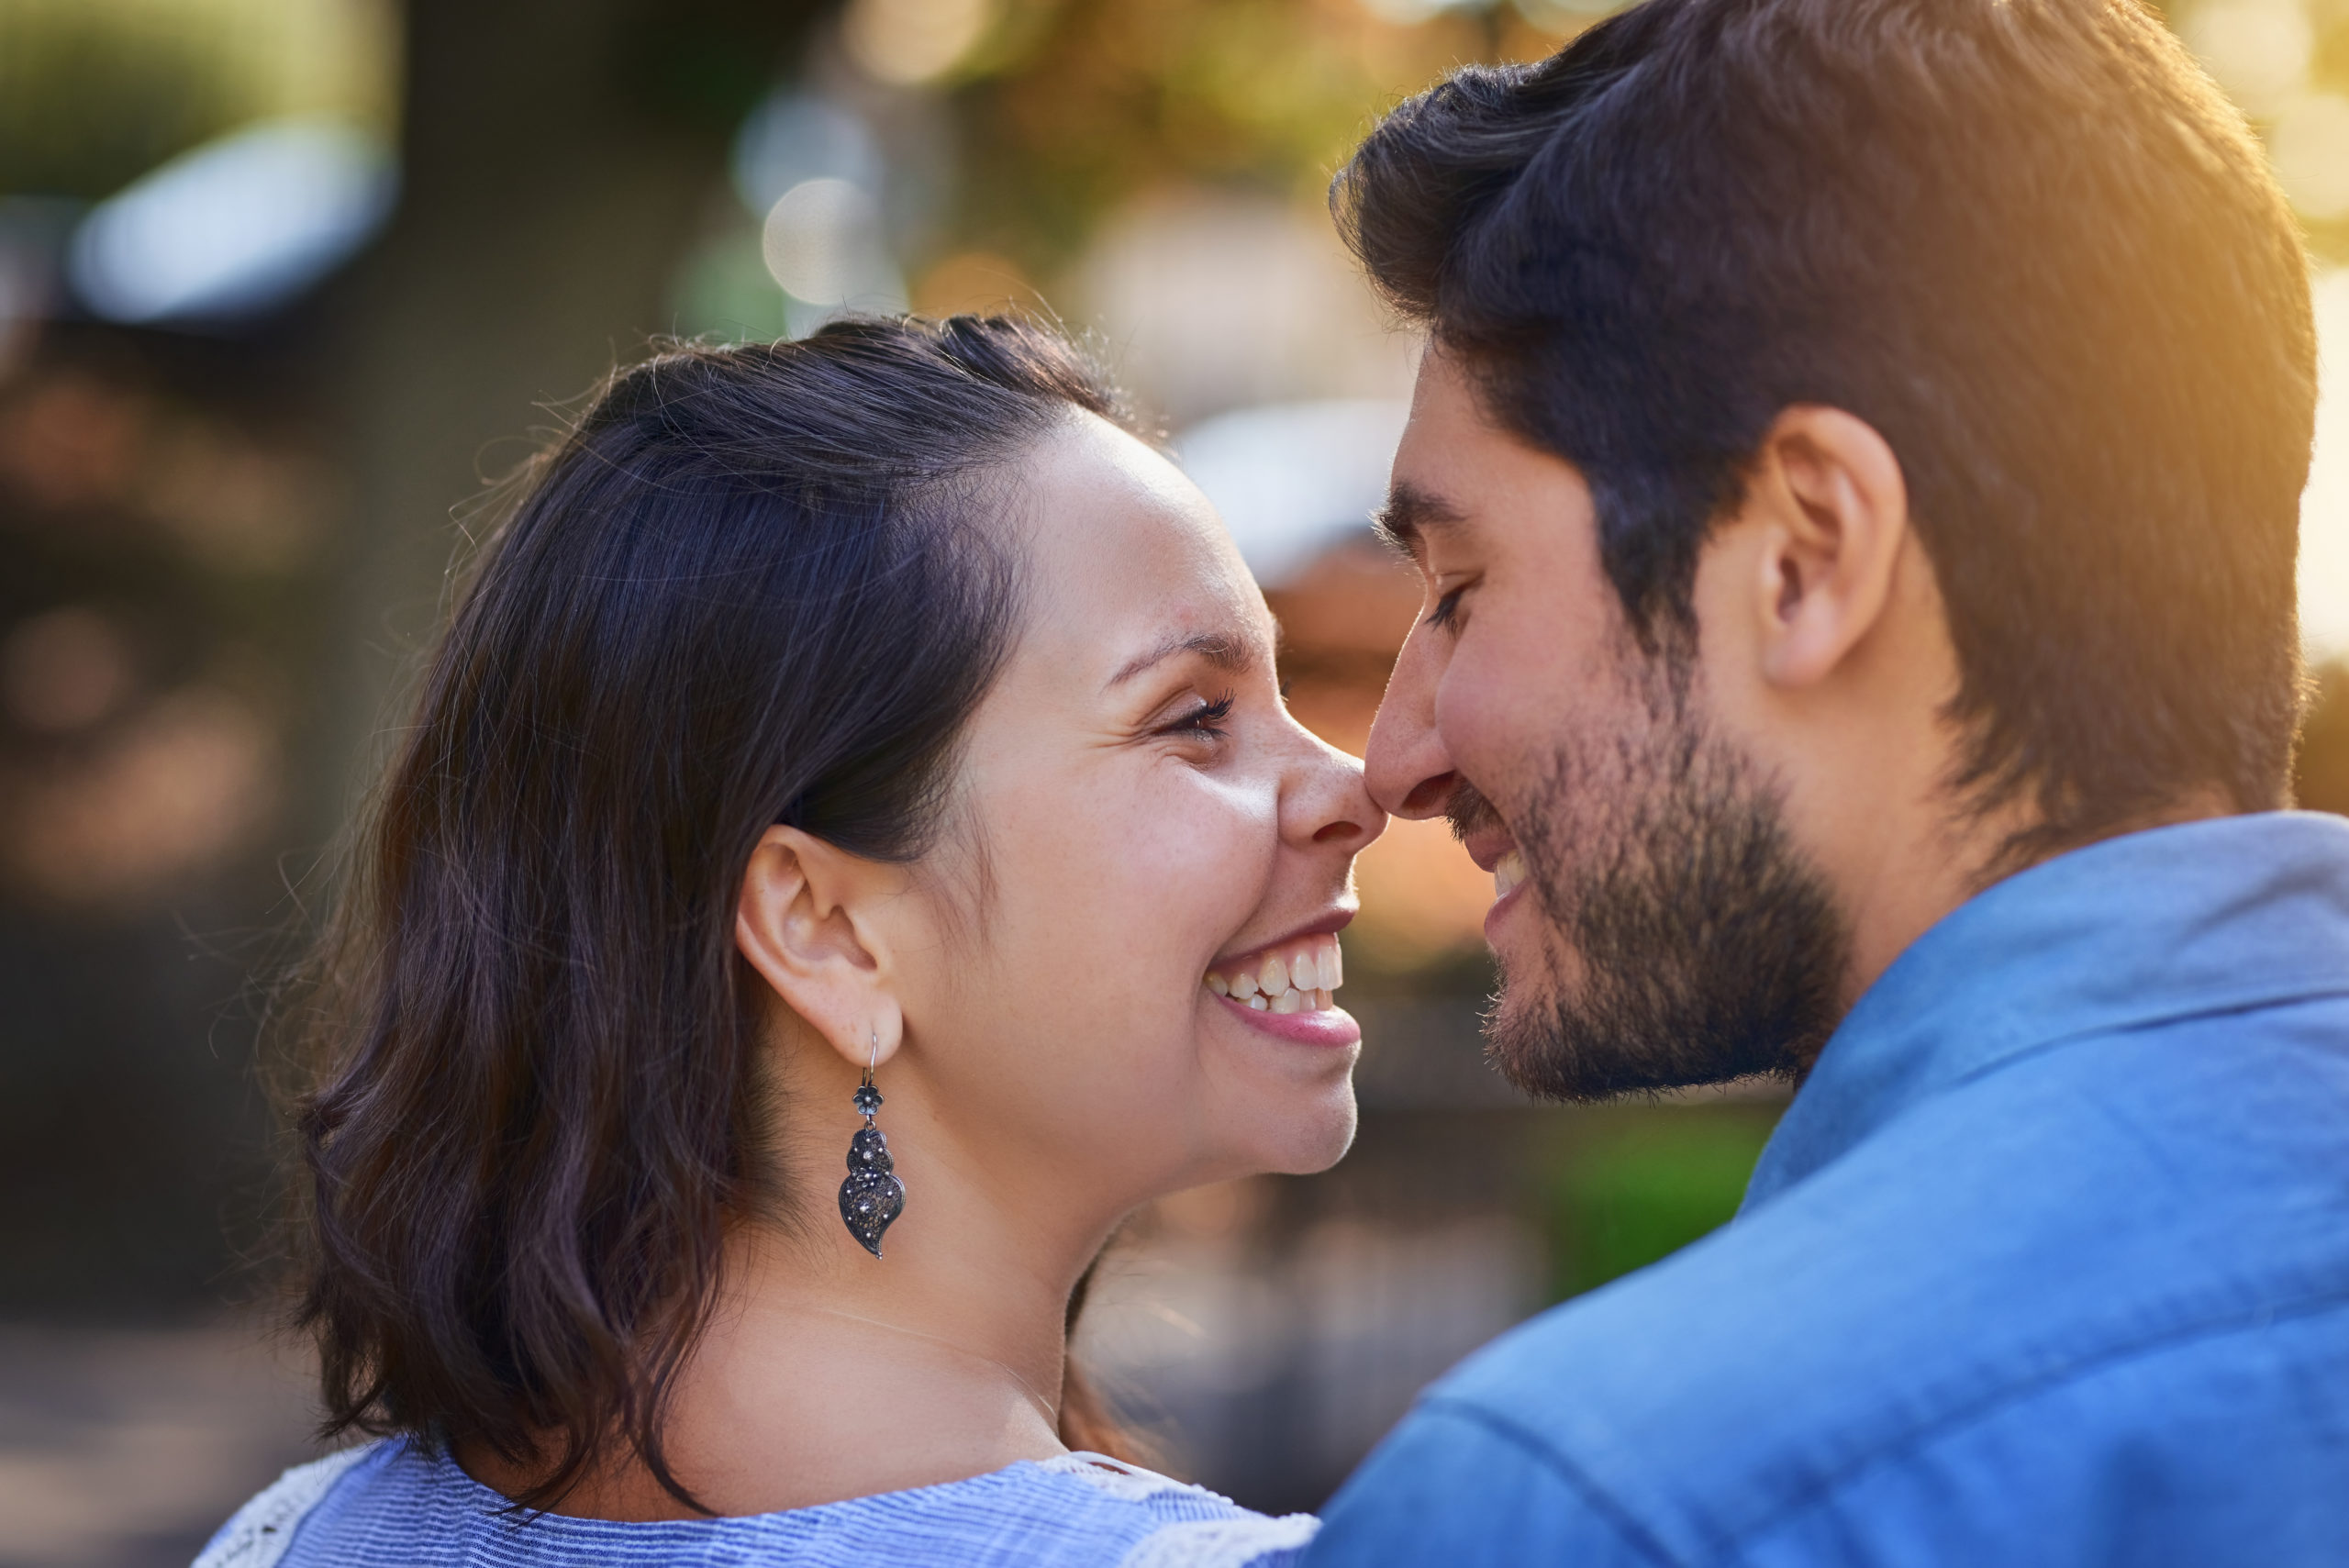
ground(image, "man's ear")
xmin=1741 ymin=406 xmax=1912 ymax=690
xmin=735 ymin=826 xmax=903 ymax=1073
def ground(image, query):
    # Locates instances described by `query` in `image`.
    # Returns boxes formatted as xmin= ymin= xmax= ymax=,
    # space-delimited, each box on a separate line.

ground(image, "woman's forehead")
xmin=1011 ymin=413 xmax=1273 ymax=673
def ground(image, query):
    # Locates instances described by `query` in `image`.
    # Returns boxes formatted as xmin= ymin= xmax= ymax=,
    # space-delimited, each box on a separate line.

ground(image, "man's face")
xmin=1366 ymin=351 xmax=1845 ymax=1099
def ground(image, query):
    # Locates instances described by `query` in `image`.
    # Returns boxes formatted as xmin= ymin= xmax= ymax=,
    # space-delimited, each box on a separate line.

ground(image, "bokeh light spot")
xmin=761 ymin=178 xmax=886 ymax=308
xmin=2186 ymin=0 xmax=2314 ymax=116
xmin=842 ymin=0 xmax=996 ymax=86
xmin=1 ymin=607 xmax=137 ymax=735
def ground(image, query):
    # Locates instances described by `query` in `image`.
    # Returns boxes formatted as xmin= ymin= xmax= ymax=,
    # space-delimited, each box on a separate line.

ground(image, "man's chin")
xmin=1481 ymin=970 xmax=1781 ymax=1104
xmin=1483 ymin=974 xmax=1618 ymax=1103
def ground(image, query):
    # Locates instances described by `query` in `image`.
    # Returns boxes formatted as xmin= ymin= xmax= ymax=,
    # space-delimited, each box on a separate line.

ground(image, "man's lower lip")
xmin=1484 ymin=881 xmax=1528 ymax=941
xmin=1215 ymin=992 xmax=1361 ymax=1046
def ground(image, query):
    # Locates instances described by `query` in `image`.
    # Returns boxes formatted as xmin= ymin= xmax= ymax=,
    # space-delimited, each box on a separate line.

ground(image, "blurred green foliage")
xmin=944 ymin=0 xmax=1578 ymax=272
xmin=0 ymin=0 xmax=396 ymax=199
xmin=0 ymin=0 xmax=259 ymax=196
xmin=618 ymin=0 xmax=821 ymax=133
xmin=1544 ymin=1104 xmax=1781 ymax=1300
xmin=928 ymin=0 xmax=2349 ymax=273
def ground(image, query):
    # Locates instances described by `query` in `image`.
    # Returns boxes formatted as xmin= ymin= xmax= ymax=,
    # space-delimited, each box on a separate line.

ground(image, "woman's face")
xmin=891 ymin=411 xmax=1385 ymax=1208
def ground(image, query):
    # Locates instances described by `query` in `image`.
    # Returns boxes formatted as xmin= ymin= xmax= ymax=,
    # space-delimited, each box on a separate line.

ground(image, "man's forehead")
xmin=1403 ymin=341 xmax=1508 ymax=440
xmin=1382 ymin=350 xmax=1603 ymax=567
xmin=1378 ymin=353 xmax=1519 ymax=555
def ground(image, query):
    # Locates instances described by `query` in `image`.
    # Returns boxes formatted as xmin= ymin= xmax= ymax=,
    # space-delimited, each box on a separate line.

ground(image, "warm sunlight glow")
xmin=2299 ymin=272 xmax=2349 ymax=655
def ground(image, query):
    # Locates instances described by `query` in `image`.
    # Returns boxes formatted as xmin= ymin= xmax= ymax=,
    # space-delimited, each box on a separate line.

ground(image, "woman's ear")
xmin=1743 ymin=406 xmax=1914 ymax=690
xmin=735 ymin=826 xmax=903 ymax=1073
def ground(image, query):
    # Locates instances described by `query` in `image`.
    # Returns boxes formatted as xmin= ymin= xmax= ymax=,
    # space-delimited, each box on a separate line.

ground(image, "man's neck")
xmin=1834 ymin=790 xmax=2239 ymax=1018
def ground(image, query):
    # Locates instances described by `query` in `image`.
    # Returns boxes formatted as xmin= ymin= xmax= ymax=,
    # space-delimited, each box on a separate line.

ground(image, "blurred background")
xmin=0 ymin=0 xmax=2343 ymax=1560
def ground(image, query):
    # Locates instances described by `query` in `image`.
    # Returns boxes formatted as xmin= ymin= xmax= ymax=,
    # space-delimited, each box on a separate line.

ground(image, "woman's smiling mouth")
xmin=1203 ymin=932 xmax=1344 ymax=1014
xmin=1203 ymin=933 xmax=1359 ymax=1044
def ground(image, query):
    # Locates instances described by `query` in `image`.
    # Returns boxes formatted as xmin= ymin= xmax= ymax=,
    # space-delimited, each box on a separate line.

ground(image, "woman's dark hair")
xmin=290 ymin=317 xmax=1135 ymax=1508
xmin=1336 ymin=0 xmax=2317 ymax=862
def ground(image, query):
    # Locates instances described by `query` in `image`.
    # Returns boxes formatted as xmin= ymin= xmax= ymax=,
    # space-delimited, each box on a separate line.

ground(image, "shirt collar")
xmin=1742 ymin=811 xmax=2349 ymax=1212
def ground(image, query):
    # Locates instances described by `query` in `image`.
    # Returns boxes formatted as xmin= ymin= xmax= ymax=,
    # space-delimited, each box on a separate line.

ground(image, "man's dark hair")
xmin=286 ymin=317 xmax=1137 ymax=1511
xmin=1336 ymin=0 xmax=2317 ymax=859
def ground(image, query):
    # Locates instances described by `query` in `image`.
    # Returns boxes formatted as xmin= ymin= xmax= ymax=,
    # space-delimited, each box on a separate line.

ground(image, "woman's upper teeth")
xmin=1494 ymin=850 xmax=1528 ymax=899
xmin=1205 ymin=934 xmax=1344 ymax=1012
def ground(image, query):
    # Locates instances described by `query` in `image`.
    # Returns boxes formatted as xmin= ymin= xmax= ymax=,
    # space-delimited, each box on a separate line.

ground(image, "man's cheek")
xmin=1434 ymin=667 xmax=1510 ymax=784
xmin=1445 ymin=645 xmax=1569 ymax=775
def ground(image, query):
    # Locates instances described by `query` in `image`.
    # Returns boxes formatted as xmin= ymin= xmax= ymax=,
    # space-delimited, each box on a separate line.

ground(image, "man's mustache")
xmin=1446 ymin=778 xmax=1505 ymax=844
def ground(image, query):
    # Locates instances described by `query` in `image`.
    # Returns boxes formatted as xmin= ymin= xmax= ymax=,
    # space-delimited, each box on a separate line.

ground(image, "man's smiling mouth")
xmin=1492 ymin=849 xmax=1528 ymax=902
xmin=1446 ymin=776 xmax=1522 ymax=906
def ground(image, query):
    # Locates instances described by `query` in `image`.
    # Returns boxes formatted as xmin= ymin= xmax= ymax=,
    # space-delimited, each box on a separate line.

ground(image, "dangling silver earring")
xmin=839 ymin=1029 xmax=905 ymax=1257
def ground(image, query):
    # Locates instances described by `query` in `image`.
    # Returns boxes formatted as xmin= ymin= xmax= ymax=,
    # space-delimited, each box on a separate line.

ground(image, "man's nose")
xmin=1364 ymin=629 xmax=1457 ymax=821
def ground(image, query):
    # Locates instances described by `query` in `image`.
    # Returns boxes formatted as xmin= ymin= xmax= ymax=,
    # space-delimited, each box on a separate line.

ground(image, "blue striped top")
xmin=196 ymin=1438 xmax=1316 ymax=1568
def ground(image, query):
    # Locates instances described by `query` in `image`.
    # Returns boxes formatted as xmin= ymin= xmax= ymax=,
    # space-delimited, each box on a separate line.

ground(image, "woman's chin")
xmin=1292 ymin=1103 xmax=1360 ymax=1173
xmin=1247 ymin=1079 xmax=1361 ymax=1177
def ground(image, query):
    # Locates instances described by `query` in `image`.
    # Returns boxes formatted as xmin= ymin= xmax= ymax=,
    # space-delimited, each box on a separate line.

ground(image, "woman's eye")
xmin=1426 ymin=584 xmax=1469 ymax=629
xmin=1163 ymin=693 xmax=1235 ymax=741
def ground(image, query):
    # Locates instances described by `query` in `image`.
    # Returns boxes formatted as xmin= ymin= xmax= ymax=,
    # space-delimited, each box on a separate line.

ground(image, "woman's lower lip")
xmin=1215 ymin=992 xmax=1361 ymax=1046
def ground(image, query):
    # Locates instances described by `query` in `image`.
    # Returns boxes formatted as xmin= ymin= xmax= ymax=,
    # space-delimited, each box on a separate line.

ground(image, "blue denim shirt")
xmin=1308 ymin=813 xmax=2349 ymax=1566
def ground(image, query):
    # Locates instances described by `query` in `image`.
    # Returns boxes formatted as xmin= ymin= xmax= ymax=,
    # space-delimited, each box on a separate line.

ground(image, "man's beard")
xmin=1451 ymin=684 xmax=1848 ymax=1103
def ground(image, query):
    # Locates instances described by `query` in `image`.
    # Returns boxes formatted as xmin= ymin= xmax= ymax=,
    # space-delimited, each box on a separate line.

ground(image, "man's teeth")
xmin=1204 ymin=934 xmax=1344 ymax=1013
xmin=1493 ymin=850 xmax=1528 ymax=900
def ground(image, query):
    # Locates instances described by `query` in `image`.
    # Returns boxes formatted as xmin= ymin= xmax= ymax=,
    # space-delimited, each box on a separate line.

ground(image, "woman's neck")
xmin=473 ymin=1120 xmax=1125 ymax=1521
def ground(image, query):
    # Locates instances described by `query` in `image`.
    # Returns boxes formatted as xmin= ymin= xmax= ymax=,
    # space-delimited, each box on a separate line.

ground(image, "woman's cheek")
xmin=1148 ymin=776 xmax=1277 ymax=933
xmin=1018 ymin=765 xmax=1275 ymax=1029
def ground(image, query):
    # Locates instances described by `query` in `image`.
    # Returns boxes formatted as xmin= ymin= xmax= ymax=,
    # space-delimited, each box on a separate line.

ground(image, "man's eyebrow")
xmin=1374 ymin=481 xmax=1467 ymax=559
xmin=1106 ymin=629 xmax=1256 ymax=690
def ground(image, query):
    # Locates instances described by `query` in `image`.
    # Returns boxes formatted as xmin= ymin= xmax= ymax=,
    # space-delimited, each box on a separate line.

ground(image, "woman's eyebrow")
xmin=1105 ymin=629 xmax=1255 ymax=691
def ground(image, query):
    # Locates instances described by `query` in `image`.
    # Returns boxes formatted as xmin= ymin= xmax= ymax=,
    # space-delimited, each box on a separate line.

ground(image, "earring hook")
xmin=853 ymin=1030 xmax=885 ymax=1121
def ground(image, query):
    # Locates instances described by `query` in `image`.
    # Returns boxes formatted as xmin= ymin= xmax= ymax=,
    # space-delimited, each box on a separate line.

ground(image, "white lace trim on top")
xmin=1113 ymin=1514 xmax=1321 ymax=1568
xmin=1045 ymin=1452 xmax=1319 ymax=1566
xmin=1041 ymin=1451 xmax=1208 ymax=1502
xmin=194 ymin=1444 xmax=376 ymax=1568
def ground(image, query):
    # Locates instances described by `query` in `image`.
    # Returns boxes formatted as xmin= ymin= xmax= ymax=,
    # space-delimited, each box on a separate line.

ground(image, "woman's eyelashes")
xmin=1425 ymin=581 xmax=1470 ymax=631
xmin=1161 ymin=692 xmax=1236 ymax=742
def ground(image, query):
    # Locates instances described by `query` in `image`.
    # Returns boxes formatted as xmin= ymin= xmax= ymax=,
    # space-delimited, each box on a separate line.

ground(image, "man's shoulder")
xmin=1420 ymin=1186 xmax=1921 ymax=1514
xmin=1402 ymin=1019 xmax=2349 ymax=1554
xmin=1445 ymin=1010 xmax=2349 ymax=1427
xmin=1320 ymin=1273 xmax=2349 ymax=1567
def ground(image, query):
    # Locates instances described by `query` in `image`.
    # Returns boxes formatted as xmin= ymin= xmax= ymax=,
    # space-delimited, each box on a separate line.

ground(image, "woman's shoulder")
xmin=191 ymin=1439 xmax=1317 ymax=1568
xmin=193 ymin=1441 xmax=392 ymax=1568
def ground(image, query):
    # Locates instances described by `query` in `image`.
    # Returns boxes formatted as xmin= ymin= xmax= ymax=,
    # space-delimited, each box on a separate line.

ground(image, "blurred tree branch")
xmin=318 ymin=0 xmax=823 ymax=828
